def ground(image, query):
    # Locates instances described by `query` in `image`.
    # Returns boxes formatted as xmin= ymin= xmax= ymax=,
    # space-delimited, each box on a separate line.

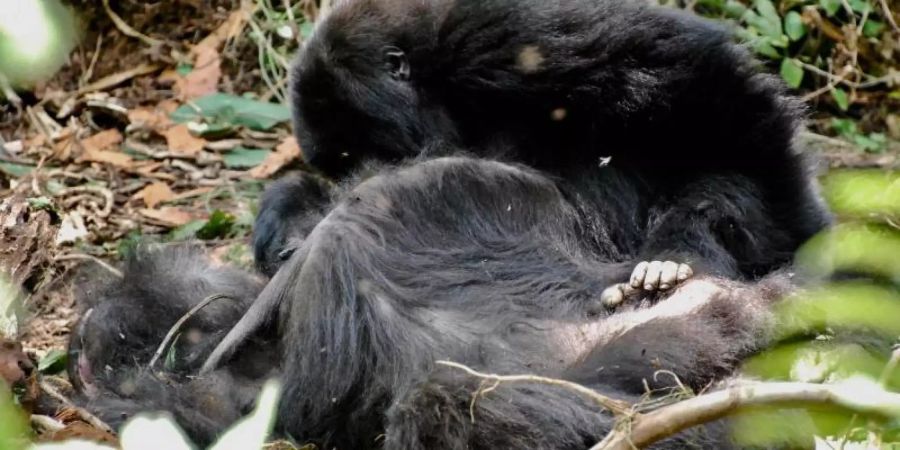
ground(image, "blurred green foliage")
xmin=0 ymin=383 xmax=28 ymax=450
xmin=664 ymin=0 xmax=898 ymax=151
xmin=733 ymin=169 xmax=900 ymax=447
xmin=0 ymin=0 xmax=77 ymax=89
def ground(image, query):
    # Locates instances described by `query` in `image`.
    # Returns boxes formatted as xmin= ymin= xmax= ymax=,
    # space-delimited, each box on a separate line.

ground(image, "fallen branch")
xmin=439 ymin=360 xmax=900 ymax=450
xmin=592 ymin=380 xmax=900 ymax=450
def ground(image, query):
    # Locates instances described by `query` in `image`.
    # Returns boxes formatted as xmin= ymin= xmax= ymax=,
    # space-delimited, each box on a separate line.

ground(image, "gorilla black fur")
xmin=255 ymin=0 xmax=831 ymax=281
xmin=67 ymin=245 xmax=278 ymax=446
xmin=72 ymin=157 xmax=797 ymax=448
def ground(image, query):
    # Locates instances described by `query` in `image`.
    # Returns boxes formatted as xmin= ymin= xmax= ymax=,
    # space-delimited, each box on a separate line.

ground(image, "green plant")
xmin=731 ymin=170 xmax=900 ymax=447
xmin=666 ymin=0 xmax=898 ymax=149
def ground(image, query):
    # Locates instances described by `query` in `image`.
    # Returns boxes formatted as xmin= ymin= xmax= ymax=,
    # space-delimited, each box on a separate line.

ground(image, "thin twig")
xmin=56 ymin=185 xmax=115 ymax=217
xmin=101 ymin=0 xmax=163 ymax=47
xmin=39 ymin=380 xmax=114 ymax=434
xmin=880 ymin=0 xmax=899 ymax=34
xmin=80 ymin=35 xmax=104 ymax=88
xmin=148 ymin=293 xmax=232 ymax=370
xmin=30 ymin=414 xmax=66 ymax=434
xmin=76 ymin=63 xmax=161 ymax=96
xmin=436 ymin=360 xmax=632 ymax=416
xmin=53 ymin=253 xmax=123 ymax=278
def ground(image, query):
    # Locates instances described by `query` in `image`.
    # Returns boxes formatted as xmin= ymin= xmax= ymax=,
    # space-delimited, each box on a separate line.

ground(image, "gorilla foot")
xmin=600 ymin=261 xmax=693 ymax=308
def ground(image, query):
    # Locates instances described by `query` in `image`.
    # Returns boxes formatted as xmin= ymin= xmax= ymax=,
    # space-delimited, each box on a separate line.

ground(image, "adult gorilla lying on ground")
xmin=70 ymin=156 xmax=797 ymax=449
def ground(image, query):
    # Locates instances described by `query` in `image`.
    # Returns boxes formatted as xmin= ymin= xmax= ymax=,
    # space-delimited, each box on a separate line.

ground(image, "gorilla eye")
xmin=383 ymin=46 xmax=410 ymax=81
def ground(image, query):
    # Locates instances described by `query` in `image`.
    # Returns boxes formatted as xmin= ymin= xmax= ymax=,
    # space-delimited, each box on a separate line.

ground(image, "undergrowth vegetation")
xmin=664 ymin=0 xmax=899 ymax=152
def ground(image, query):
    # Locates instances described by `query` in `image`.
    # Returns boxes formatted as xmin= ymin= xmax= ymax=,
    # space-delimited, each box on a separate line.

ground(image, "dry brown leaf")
xmin=195 ymin=4 xmax=253 ymax=52
xmin=158 ymin=69 xmax=180 ymax=85
xmin=77 ymin=148 xmax=133 ymax=168
xmin=48 ymin=420 xmax=118 ymax=445
xmin=139 ymin=207 xmax=197 ymax=227
xmin=169 ymin=5 xmax=250 ymax=101
xmin=52 ymin=135 xmax=76 ymax=161
xmin=163 ymin=124 xmax=207 ymax=157
xmin=128 ymin=106 xmax=173 ymax=132
xmin=158 ymin=99 xmax=180 ymax=114
xmin=25 ymin=133 xmax=46 ymax=149
xmin=249 ymin=136 xmax=302 ymax=179
xmin=79 ymin=129 xmax=123 ymax=153
xmin=136 ymin=182 xmax=175 ymax=208
xmin=179 ymin=45 xmax=221 ymax=100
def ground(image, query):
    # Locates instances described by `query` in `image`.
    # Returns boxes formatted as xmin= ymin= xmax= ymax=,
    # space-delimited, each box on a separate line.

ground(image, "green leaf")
xmin=784 ymin=11 xmax=807 ymax=41
xmin=831 ymin=87 xmax=850 ymax=111
xmin=171 ymin=93 xmax=291 ymax=131
xmin=755 ymin=0 xmax=781 ymax=24
xmin=744 ymin=9 xmax=785 ymax=41
xmin=175 ymin=62 xmax=193 ymax=77
xmin=819 ymin=0 xmax=841 ymax=16
xmin=848 ymin=0 xmax=872 ymax=13
xmin=37 ymin=349 xmax=67 ymax=374
xmin=862 ymin=20 xmax=884 ymax=38
xmin=26 ymin=196 xmax=53 ymax=211
xmin=0 ymin=161 xmax=33 ymax=178
xmin=780 ymin=58 xmax=804 ymax=88
xmin=164 ymin=334 xmax=180 ymax=371
xmin=223 ymin=147 xmax=271 ymax=169
xmin=854 ymin=132 xmax=887 ymax=153
xmin=736 ymin=27 xmax=782 ymax=58
xmin=830 ymin=118 xmax=858 ymax=137
xmin=723 ymin=0 xmax=748 ymax=18
xmin=196 ymin=210 xmax=235 ymax=240
xmin=300 ymin=21 xmax=315 ymax=39
xmin=168 ymin=220 xmax=206 ymax=241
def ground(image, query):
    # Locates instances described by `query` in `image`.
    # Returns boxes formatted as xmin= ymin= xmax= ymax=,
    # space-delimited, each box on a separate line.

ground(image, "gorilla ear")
xmin=383 ymin=46 xmax=410 ymax=81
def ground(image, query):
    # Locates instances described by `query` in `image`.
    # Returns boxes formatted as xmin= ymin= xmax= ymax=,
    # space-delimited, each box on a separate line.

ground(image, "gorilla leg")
xmin=385 ymin=275 xmax=795 ymax=449
xmin=385 ymin=370 xmax=732 ymax=450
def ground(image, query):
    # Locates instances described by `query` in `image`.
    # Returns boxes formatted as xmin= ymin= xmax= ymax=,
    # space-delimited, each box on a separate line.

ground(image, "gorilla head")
xmin=290 ymin=0 xmax=458 ymax=174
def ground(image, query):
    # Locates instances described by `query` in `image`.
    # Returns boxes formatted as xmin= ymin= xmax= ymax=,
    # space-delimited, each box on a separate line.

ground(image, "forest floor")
xmin=0 ymin=0 xmax=897 ymax=446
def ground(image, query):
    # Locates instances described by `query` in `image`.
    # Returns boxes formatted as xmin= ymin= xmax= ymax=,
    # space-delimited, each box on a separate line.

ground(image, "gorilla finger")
xmin=677 ymin=263 xmax=694 ymax=282
xmin=644 ymin=261 xmax=663 ymax=291
xmin=629 ymin=261 xmax=649 ymax=289
xmin=659 ymin=261 xmax=679 ymax=290
xmin=600 ymin=284 xmax=626 ymax=308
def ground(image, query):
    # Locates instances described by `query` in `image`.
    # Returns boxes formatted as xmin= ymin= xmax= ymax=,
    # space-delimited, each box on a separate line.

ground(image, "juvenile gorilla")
xmin=255 ymin=0 xmax=831 ymax=295
xmin=73 ymin=157 xmax=797 ymax=448
xmin=67 ymin=246 xmax=279 ymax=446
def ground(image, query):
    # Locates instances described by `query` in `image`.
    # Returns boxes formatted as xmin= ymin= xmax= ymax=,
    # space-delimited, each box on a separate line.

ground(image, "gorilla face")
xmin=290 ymin=1 xmax=457 ymax=176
